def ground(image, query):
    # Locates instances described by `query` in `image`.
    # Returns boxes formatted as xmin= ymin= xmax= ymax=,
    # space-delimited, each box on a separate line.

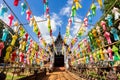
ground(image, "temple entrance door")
xmin=54 ymin=53 xmax=64 ymax=67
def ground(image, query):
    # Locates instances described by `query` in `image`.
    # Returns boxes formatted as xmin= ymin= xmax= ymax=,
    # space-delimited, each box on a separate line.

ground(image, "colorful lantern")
xmin=110 ymin=27 xmax=119 ymax=41
xmin=87 ymin=12 xmax=92 ymax=22
xmin=112 ymin=7 xmax=120 ymax=20
xmin=108 ymin=46 xmax=113 ymax=60
xmin=103 ymin=48 xmax=108 ymax=60
xmin=118 ymin=23 xmax=120 ymax=30
xmin=11 ymin=50 xmax=17 ymax=62
xmin=8 ymin=14 xmax=14 ymax=26
xmin=99 ymin=36 xmax=105 ymax=47
xmin=74 ymin=0 xmax=82 ymax=10
xmin=13 ymin=21 xmax=19 ymax=32
xmin=84 ymin=18 xmax=88 ymax=27
xmin=19 ymin=52 xmax=24 ymax=63
xmin=29 ymin=17 xmax=34 ymax=27
xmin=96 ymin=38 xmax=101 ymax=48
xmin=100 ymin=49 xmax=104 ymax=60
xmin=14 ymin=0 xmax=19 ymax=6
xmin=26 ymin=9 xmax=31 ymax=20
xmin=104 ymin=31 xmax=111 ymax=44
xmin=96 ymin=25 xmax=101 ymax=35
xmin=0 ymin=42 xmax=4 ymax=57
xmin=2 ymin=28 xmax=9 ymax=41
xmin=91 ymin=4 xmax=96 ymax=16
xmin=19 ymin=26 xmax=25 ymax=37
xmin=97 ymin=0 xmax=103 ymax=7
xmin=72 ymin=5 xmax=76 ymax=17
xmin=0 ymin=5 xmax=8 ymax=16
xmin=92 ymin=29 xmax=97 ymax=38
xmin=112 ymin=45 xmax=120 ymax=59
xmin=4 ymin=46 xmax=12 ymax=61
xmin=100 ymin=21 xmax=107 ymax=31
xmin=21 ymin=2 xmax=27 ymax=15
xmin=105 ymin=14 xmax=113 ymax=27
xmin=11 ymin=34 xmax=18 ymax=46
xmin=25 ymin=33 xmax=29 ymax=41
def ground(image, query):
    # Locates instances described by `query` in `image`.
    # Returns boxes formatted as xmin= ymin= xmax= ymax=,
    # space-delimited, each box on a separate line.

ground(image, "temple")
xmin=49 ymin=28 xmax=68 ymax=67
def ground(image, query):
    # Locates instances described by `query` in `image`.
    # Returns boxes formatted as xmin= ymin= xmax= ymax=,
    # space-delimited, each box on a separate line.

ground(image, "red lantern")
xmin=26 ymin=9 xmax=31 ymax=20
xmin=14 ymin=0 xmax=19 ymax=6
xmin=0 ymin=42 xmax=4 ymax=57
xmin=8 ymin=14 xmax=14 ymax=26
xmin=25 ymin=33 xmax=28 ymax=41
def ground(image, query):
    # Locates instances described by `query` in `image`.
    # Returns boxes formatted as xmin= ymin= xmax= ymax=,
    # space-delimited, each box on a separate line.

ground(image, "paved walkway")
xmin=42 ymin=67 xmax=83 ymax=80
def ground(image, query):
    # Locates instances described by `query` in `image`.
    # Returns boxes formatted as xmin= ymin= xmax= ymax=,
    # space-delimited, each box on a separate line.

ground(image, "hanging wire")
xmin=2 ymin=0 xmax=37 ymax=42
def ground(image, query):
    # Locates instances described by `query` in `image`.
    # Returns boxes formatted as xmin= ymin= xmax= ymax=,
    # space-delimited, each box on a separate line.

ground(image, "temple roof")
xmin=54 ymin=31 xmax=63 ymax=44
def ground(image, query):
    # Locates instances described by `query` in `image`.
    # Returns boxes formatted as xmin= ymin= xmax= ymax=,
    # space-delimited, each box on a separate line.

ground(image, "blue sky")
xmin=0 ymin=0 xmax=103 ymax=46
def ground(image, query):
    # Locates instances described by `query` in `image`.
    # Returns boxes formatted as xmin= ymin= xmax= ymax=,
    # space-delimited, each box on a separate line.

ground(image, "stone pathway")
xmin=42 ymin=67 xmax=83 ymax=80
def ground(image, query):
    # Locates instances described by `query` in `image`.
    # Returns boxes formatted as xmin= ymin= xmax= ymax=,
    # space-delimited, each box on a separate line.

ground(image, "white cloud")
xmin=71 ymin=17 xmax=82 ymax=35
xmin=35 ymin=13 xmax=62 ymax=44
xmin=60 ymin=0 xmax=73 ymax=16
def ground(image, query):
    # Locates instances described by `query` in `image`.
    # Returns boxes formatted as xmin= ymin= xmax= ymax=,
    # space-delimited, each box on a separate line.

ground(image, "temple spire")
xmin=59 ymin=27 xmax=61 ymax=34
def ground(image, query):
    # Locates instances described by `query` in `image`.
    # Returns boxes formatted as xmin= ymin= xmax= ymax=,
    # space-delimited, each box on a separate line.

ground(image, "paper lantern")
xmin=19 ymin=52 xmax=24 ymax=63
xmin=96 ymin=25 xmax=101 ymax=35
xmin=91 ymin=4 xmax=96 ymax=16
xmin=118 ymin=23 xmax=120 ymax=30
xmin=13 ymin=21 xmax=19 ymax=32
xmin=92 ymin=29 xmax=97 ymax=37
xmin=104 ymin=31 xmax=111 ymax=44
xmin=26 ymin=9 xmax=31 ymax=20
xmin=112 ymin=45 xmax=120 ymax=59
xmin=0 ymin=5 xmax=8 ymax=16
xmin=84 ymin=18 xmax=88 ymax=27
xmin=112 ymin=7 xmax=120 ymax=20
xmin=72 ymin=5 xmax=76 ymax=17
xmin=29 ymin=17 xmax=34 ymax=26
xmin=11 ymin=34 xmax=18 ymax=46
xmin=19 ymin=27 xmax=25 ymax=37
xmin=100 ymin=21 xmax=107 ymax=31
xmin=97 ymin=0 xmax=103 ymax=7
xmin=14 ymin=0 xmax=19 ymax=6
xmin=87 ymin=12 xmax=92 ymax=22
xmin=103 ymin=48 xmax=108 ymax=60
xmin=100 ymin=49 xmax=104 ymax=60
xmin=0 ymin=42 xmax=4 ymax=57
xmin=4 ymin=46 xmax=12 ymax=61
xmin=99 ymin=36 xmax=105 ymax=47
xmin=96 ymin=38 xmax=101 ymax=48
xmin=108 ymin=47 xmax=113 ymax=60
xmin=74 ymin=0 xmax=82 ymax=10
xmin=2 ymin=28 xmax=9 ymax=41
xmin=110 ymin=27 xmax=119 ymax=41
xmin=11 ymin=50 xmax=17 ymax=62
xmin=105 ymin=14 xmax=113 ymax=27
xmin=8 ymin=14 xmax=14 ymax=26
xmin=25 ymin=33 xmax=29 ymax=41
xmin=21 ymin=2 xmax=27 ymax=15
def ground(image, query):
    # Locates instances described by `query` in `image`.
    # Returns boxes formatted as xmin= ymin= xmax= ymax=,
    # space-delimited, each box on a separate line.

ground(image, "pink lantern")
xmin=108 ymin=47 xmax=113 ymax=60
xmin=8 ymin=14 xmax=14 ymax=26
xmin=84 ymin=17 xmax=88 ymax=27
xmin=100 ymin=21 xmax=106 ymax=31
xmin=104 ymin=31 xmax=112 ymax=44
xmin=26 ymin=9 xmax=31 ymax=20
xmin=0 ymin=42 xmax=4 ymax=57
